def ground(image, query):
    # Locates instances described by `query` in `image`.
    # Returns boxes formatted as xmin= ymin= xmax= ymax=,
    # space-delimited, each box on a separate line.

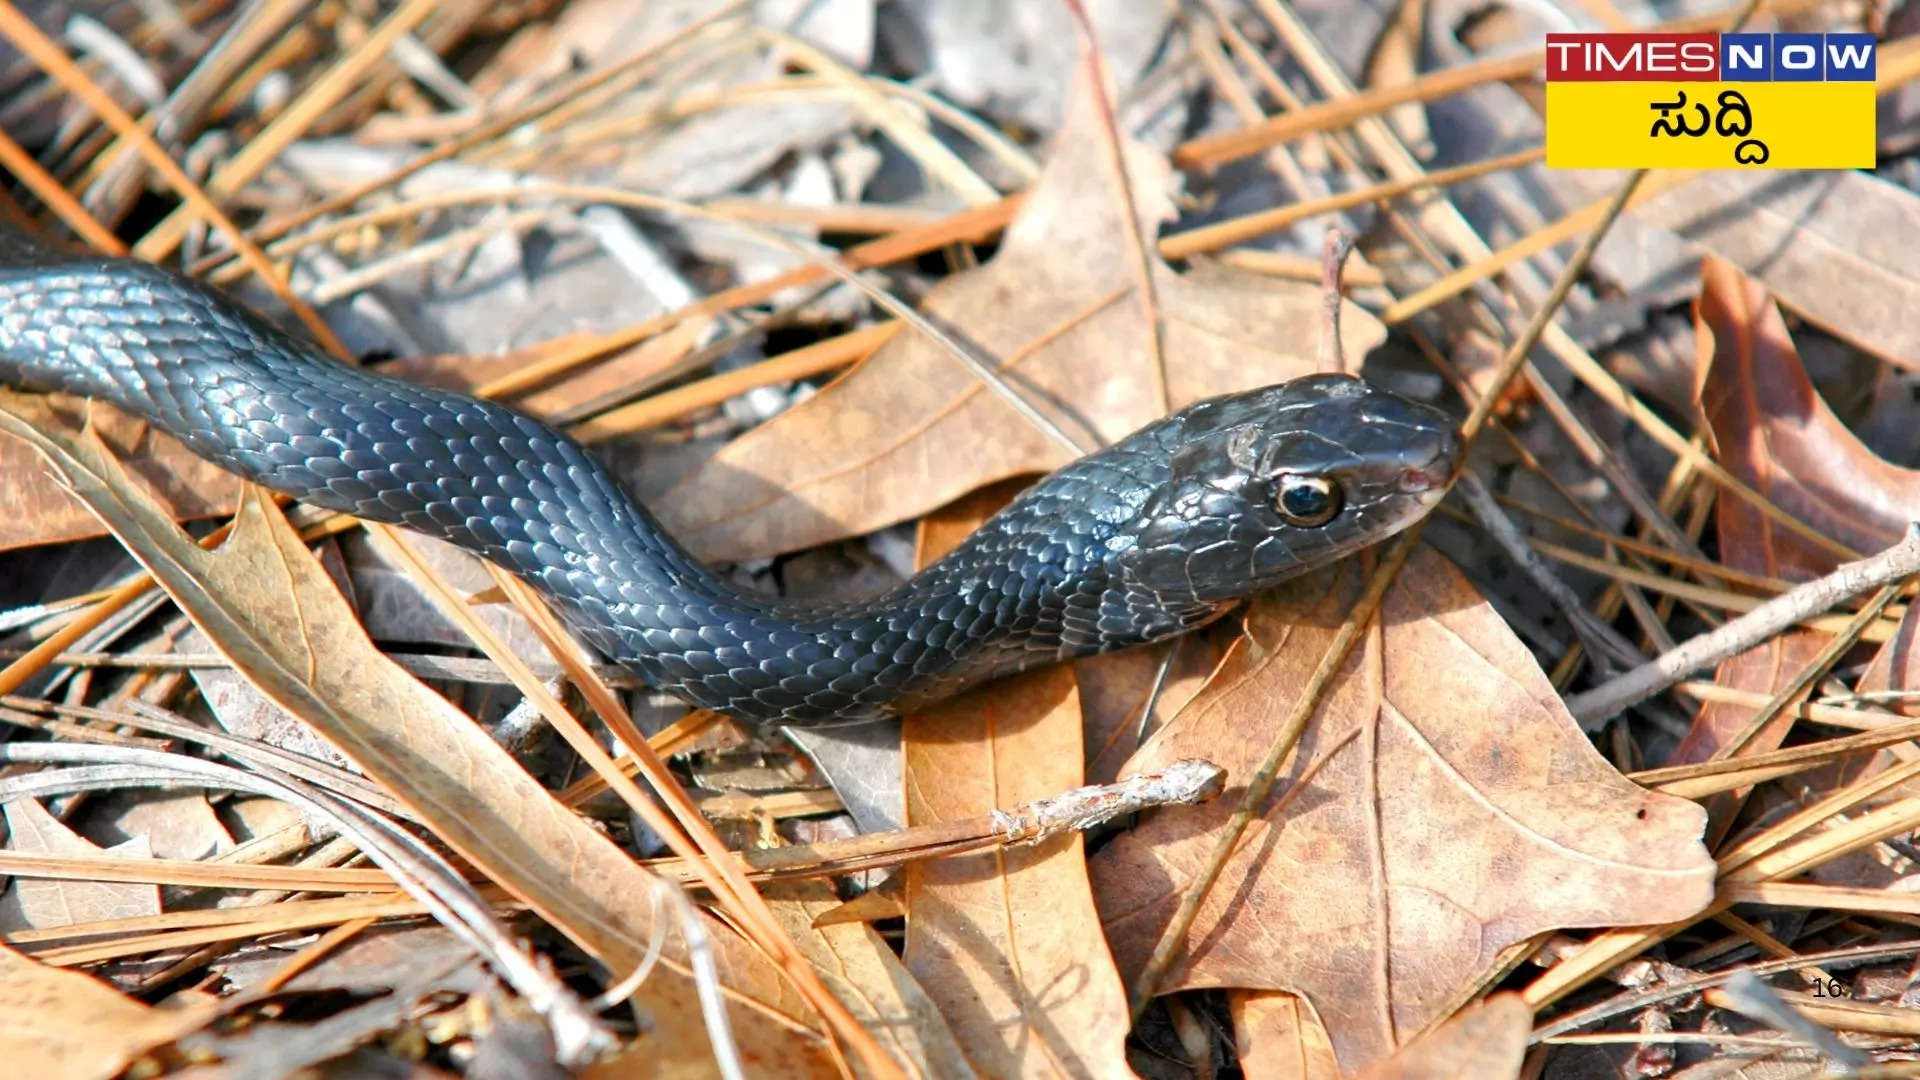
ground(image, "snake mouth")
xmin=1398 ymin=464 xmax=1455 ymax=499
xmin=1393 ymin=428 xmax=1464 ymax=500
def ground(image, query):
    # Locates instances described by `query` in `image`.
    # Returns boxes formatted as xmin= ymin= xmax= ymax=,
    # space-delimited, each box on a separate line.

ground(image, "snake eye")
xmin=1274 ymin=474 xmax=1342 ymax=527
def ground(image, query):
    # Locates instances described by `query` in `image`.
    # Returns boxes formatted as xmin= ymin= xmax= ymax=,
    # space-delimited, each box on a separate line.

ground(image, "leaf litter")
xmin=0 ymin=2 xmax=1918 ymax=1079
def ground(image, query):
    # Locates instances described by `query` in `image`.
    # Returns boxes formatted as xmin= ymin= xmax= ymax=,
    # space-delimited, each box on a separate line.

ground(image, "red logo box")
xmin=1545 ymin=33 xmax=1721 ymax=81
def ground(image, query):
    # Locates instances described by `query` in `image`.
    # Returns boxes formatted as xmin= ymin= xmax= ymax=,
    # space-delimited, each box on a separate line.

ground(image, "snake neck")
xmin=0 ymin=259 xmax=1224 ymax=726
xmin=574 ymin=432 xmax=1220 ymax=725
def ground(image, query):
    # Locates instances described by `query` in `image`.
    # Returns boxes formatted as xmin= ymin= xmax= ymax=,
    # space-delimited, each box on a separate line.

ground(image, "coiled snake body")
xmin=0 ymin=245 xmax=1461 ymax=727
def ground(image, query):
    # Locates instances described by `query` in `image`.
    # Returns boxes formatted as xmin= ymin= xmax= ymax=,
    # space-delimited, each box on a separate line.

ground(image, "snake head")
xmin=1116 ymin=373 xmax=1461 ymax=611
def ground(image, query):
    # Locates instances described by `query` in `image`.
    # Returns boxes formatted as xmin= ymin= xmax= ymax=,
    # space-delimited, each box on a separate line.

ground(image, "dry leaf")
xmin=0 ymin=396 xmax=838 ymax=1074
xmin=95 ymin=790 xmax=234 ymax=862
xmin=770 ymin=882 xmax=978 ymax=1080
xmin=1637 ymin=171 xmax=1920 ymax=369
xmin=0 ymin=394 xmax=238 ymax=551
xmin=1229 ymin=991 xmax=1341 ymax=1080
xmin=1091 ymin=548 xmax=1714 ymax=1073
xmin=1353 ymin=994 xmax=1530 ymax=1080
xmin=903 ymin=668 xmax=1133 ymax=1079
xmin=1668 ymin=256 xmax=1920 ymax=766
xmin=899 ymin=483 xmax=1133 ymax=1078
xmin=0 ymin=940 xmax=208 ymax=1079
xmin=653 ymin=59 xmax=1383 ymax=562
xmin=1077 ymin=618 xmax=1236 ymax=786
xmin=0 ymin=799 xmax=158 ymax=931
xmin=182 ymin=926 xmax=489 ymax=1071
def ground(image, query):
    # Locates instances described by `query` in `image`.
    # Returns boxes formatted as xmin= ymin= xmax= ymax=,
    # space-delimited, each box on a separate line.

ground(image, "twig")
xmin=1567 ymin=526 xmax=1920 ymax=725
xmin=1707 ymin=579 xmax=1910 ymax=761
xmin=1532 ymin=941 xmax=1920 ymax=1042
xmin=1456 ymin=470 xmax=1646 ymax=673
xmin=1316 ymin=228 xmax=1351 ymax=374
xmin=737 ymin=759 xmax=1226 ymax=880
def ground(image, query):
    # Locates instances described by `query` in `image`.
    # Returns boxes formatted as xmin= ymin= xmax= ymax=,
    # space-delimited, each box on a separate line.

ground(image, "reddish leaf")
xmin=1672 ymin=256 xmax=1920 ymax=765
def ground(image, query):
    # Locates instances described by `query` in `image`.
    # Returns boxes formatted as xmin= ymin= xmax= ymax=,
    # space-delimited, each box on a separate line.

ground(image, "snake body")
xmin=0 ymin=246 xmax=1461 ymax=727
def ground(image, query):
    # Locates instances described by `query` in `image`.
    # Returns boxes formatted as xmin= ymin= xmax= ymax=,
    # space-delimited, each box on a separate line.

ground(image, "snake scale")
xmin=0 ymin=239 xmax=1461 ymax=727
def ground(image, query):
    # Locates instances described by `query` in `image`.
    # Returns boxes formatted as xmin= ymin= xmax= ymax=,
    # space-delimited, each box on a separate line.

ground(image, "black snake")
xmin=0 ymin=241 xmax=1461 ymax=726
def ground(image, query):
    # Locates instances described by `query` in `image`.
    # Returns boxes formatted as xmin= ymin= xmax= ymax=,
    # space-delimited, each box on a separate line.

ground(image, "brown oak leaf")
xmin=1090 ymin=547 xmax=1714 ymax=1073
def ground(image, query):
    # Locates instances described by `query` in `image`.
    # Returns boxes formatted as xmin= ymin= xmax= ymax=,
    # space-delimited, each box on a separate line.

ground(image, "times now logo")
xmin=1545 ymin=32 xmax=1877 ymax=82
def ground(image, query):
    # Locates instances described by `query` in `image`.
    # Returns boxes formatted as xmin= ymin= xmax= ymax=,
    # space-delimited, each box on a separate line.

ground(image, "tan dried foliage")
xmin=0 ymin=395 xmax=238 ymax=551
xmin=769 ymin=881 xmax=978 ymax=1080
xmin=1641 ymin=171 xmax=1920 ymax=370
xmin=0 ymin=940 xmax=208 ymax=1079
xmin=0 ymin=799 xmax=158 ymax=931
xmin=1091 ymin=548 xmax=1714 ymax=1073
xmin=1228 ymin=991 xmax=1341 ymax=1080
xmin=1353 ymin=993 xmax=1531 ymax=1080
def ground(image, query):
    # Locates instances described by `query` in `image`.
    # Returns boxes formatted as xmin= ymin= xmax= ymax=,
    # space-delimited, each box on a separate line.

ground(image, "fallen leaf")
xmin=1090 ymin=547 xmax=1715 ymax=1073
xmin=1077 ymin=618 xmax=1237 ymax=786
xmin=184 ymin=925 xmax=489 ymax=1072
xmin=899 ymin=483 xmax=1133 ymax=1078
xmin=1354 ymin=993 xmax=1530 ymax=1080
xmin=1635 ymin=171 xmax=1920 ymax=370
xmin=0 ymin=940 xmax=208 ymax=1080
xmin=1669 ymin=256 xmax=1920 ymax=767
xmin=93 ymin=790 xmax=234 ymax=862
xmin=0 ymin=798 xmax=158 ymax=931
xmin=1228 ymin=990 xmax=1340 ymax=1080
xmin=0 ymin=394 xmax=238 ymax=551
xmin=653 ymin=58 xmax=1383 ymax=562
xmin=770 ymin=881 xmax=978 ymax=1080
xmin=0 ymin=395 xmax=838 ymax=1073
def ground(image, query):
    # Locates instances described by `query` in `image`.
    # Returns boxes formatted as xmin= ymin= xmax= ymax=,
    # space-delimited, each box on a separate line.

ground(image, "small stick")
xmin=1568 ymin=525 xmax=1920 ymax=725
xmin=735 ymin=760 xmax=1226 ymax=879
xmin=1317 ymin=228 xmax=1352 ymax=374
xmin=1456 ymin=471 xmax=1646 ymax=673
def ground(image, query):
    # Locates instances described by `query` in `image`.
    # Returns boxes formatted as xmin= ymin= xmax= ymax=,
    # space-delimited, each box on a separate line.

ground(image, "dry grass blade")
xmin=1566 ymin=528 xmax=1920 ymax=724
xmin=1159 ymin=147 xmax=1546 ymax=260
xmin=365 ymin=528 xmax=897 ymax=1075
xmin=482 ymin=568 xmax=905 ymax=1077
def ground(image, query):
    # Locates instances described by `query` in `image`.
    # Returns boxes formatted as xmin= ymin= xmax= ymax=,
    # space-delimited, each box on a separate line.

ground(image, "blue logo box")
xmin=1719 ymin=32 xmax=1877 ymax=81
